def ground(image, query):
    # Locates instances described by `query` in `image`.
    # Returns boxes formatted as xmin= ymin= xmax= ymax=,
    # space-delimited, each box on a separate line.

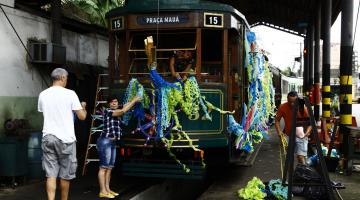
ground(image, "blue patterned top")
xmin=101 ymin=108 xmax=122 ymax=139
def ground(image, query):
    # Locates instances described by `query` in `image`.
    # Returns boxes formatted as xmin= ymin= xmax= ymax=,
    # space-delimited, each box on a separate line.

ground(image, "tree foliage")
xmin=282 ymin=66 xmax=297 ymax=77
xmin=63 ymin=0 xmax=125 ymax=27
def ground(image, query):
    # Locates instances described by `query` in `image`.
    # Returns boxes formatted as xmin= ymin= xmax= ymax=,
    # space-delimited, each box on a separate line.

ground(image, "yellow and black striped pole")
xmin=339 ymin=75 xmax=352 ymax=125
xmin=322 ymin=0 xmax=331 ymax=119
xmin=340 ymin=0 xmax=353 ymax=175
xmin=322 ymin=86 xmax=331 ymax=118
xmin=339 ymin=0 xmax=353 ymax=127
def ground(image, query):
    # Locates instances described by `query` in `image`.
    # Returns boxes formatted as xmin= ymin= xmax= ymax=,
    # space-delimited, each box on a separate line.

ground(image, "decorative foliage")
xmin=268 ymin=179 xmax=288 ymax=200
xmin=121 ymin=67 xmax=234 ymax=171
xmin=238 ymin=177 xmax=267 ymax=200
xmin=120 ymin=32 xmax=276 ymax=171
xmin=227 ymin=31 xmax=276 ymax=152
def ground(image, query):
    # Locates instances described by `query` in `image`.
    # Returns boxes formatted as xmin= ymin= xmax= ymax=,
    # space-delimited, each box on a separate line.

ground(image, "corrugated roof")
xmin=212 ymin=0 xmax=342 ymax=37
xmin=14 ymin=0 xmax=342 ymax=37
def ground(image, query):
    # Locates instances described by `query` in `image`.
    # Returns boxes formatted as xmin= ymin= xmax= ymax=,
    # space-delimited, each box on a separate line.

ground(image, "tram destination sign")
xmin=137 ymin=15 xmax=189 ymax=25
xmin=204 ymin=12 xmax=223 ymax=28
xmin=111 ymin=16 xmax=124 ymax=31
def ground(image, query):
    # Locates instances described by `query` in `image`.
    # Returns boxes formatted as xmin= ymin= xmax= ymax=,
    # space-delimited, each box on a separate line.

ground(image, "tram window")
xmin=201 ymin=29 xmax=222 ymax=79
xmin=282 ymin=80 xmax=289 ymax=94
xmin=128 ymin=31 xmax=196 ymax=75
xmin=129 ymin=32 xmax=196 ymax=51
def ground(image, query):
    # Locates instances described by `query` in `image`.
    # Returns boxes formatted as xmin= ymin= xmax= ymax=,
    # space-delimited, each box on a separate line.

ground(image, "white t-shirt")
xmin=38 ymin=86 xmax=83 ymax=143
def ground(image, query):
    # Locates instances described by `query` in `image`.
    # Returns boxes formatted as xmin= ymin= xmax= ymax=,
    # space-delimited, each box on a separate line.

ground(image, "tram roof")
xmin=106 ymin=0 xmax=251 ymax=28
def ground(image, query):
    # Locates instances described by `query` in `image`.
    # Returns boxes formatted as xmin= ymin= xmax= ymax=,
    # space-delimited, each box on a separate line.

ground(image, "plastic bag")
xmin=293 ymin=164 xmax=322 ymax=183
xmin=303 ymin=185 xmax=328 ymax=200
xmin=292 ymin=164 xmax=328 ymax=199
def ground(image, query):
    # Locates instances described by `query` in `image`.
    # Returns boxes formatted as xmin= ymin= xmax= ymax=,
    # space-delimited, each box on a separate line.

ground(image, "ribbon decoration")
xmin=238 ymin=177 xmax=267 ymax=200
xmin=227 ymin=31 xmax=276 ymax=152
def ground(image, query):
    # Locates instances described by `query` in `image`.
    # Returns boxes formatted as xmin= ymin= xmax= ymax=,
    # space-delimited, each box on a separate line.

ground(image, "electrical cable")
xmin=0 ymin=4 xmax=50 ymax=87
xmin=156 ymin=0 xmax=159 ymax=49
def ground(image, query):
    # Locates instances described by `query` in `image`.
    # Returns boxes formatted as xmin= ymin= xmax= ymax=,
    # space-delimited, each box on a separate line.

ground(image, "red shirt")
xmin=276 ymin=102 xmax=309 ymax=136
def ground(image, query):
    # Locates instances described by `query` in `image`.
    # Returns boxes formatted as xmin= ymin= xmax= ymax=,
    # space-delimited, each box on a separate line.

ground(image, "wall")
xmin=0 ymin=0 xmax=14 ymax=7
xmin=0 ymin=5 xmax=108 ymax=136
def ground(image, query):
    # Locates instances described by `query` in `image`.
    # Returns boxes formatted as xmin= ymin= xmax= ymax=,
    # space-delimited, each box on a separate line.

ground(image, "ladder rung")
xmin=91 ymin=130 xmax=102 ymax=134
xmin=92 ymin=115 xmax=103 ymax=120
xmin=91 ymin=125 xmax=103 ymax=130
xmin=83 ymin=73 xmax=109 ymax=176
xmin=87 ymin=159 xmax=99 ymax=161
xmin=87 ymin=144 xmax=97 ymax=150
xmin=90 ymin=127 xmax=102 ymax=131
xmin=98 ymin=87 xmax=109 ymax=90
xmin=96 ymin=101 xmax=107 ymax=107
xmin=85 ymin=159 xmax=100 ymax=164
xmin=90 ymin=127 xmax=102 ymax=130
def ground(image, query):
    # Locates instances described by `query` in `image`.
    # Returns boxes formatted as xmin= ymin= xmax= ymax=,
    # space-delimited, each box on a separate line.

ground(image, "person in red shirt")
xmin=275 ymin=91 xmax=312 ymax=164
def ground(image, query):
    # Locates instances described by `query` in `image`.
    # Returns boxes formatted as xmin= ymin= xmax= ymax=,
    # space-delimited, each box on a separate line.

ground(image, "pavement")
xmin=198 ymin=128 xmax=360 ymax=200
xmin=0 ymin=166 xmax=159 ymax=200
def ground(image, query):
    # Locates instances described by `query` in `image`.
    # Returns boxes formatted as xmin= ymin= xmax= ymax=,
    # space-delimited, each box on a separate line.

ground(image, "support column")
xmin=309 ymin=24 xmax=314 ymax=89
xmin=322 ymin=0 xmax=331 ymax=118
xmin=314 ymin=0 xmax=321 ymax=120
xmin=108 ymin=32 xmax=115 ymax=83
xmin=339 ymin=0 xmax=353 ymax=175
xmin=51 ymin=0 xmax=62 ymax=44
xmin=303 ymin=34 xmax=309 ymax=95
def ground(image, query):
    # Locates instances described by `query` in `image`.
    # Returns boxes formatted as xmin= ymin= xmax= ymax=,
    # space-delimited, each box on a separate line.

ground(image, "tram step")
xmin=230 ymin=140 xmax=263 ymax=166
xmin=122 ymin=162 xmax=205 ymax=179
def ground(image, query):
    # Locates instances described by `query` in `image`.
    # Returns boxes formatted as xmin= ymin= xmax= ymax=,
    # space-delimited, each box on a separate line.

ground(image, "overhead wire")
xmin=156 ymin=0 xmax=160 ymax=50
xmin=0 ymin=4 xmax=49 ymax=87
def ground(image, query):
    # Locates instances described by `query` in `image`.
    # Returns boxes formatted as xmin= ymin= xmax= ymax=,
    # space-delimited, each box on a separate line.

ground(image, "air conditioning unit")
xmin=29 ymin=42 xmax=66 ymax=65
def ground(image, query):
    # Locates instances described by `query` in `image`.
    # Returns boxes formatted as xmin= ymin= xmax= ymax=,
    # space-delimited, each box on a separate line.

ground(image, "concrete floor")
xmin=198 ymin=128 xmax=360 ymax=200
xmin=0 ymin=128 xmax=359 ymax=200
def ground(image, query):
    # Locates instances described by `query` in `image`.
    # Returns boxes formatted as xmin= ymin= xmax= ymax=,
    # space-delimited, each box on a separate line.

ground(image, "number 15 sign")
xmin=111 ymin=17 xmax=124 ymax=31
xmin=204 ymin=13 xmax=223 ymax=28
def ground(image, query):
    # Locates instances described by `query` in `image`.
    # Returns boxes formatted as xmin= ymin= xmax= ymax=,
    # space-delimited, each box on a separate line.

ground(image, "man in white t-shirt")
xmin=38 ymin=68 xmax=87 ymax=200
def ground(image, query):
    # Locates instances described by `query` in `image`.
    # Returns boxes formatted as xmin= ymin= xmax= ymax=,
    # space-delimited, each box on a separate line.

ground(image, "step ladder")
xmin=82 ymin=74 xmax=109 ymax=175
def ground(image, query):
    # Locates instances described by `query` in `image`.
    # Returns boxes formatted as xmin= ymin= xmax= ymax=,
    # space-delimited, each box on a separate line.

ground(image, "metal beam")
xmin=251 ymin=22 xmax=305 ymax=37
xmin=314 ymin=0 xmax=321 ymax=120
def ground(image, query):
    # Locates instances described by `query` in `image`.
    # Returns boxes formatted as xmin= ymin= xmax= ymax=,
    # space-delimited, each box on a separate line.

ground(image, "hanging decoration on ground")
xmin=238 ymin=177 xmax=267 ymax=200
xmin=227 ymin=31 xmax=276 ymax=152
xmin=267 ymin=179 xmax=288 ymax=200
xmin=238 ymin=177 xmax=288 ymax=200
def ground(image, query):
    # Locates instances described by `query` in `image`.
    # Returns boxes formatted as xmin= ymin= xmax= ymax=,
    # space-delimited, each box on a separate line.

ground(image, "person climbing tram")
xmin=169 ymin=50 xmax=195 ymax=81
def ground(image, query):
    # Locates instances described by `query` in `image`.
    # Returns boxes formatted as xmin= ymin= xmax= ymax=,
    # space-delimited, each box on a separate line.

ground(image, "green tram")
xmin=103 ymin=0 xmax=253 ymax=179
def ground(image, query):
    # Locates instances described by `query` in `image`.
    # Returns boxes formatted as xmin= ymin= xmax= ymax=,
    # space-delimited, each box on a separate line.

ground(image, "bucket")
xmin=27 ymin=131 xmax=45 ymax=179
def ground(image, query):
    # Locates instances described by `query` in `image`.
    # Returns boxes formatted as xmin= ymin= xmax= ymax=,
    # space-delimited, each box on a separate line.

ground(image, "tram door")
xmin=228 ymin=27 xmax=247 ymax=162
xmin=228 ymin=28 xmax=244 ymax=121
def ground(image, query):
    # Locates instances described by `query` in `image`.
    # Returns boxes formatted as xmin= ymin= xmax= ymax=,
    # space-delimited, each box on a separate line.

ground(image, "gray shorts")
xmin=42 ymin=134 xmax=77 ymax=180
xmin=285 ymin=136 xmax=308 ymax=157
xmin=295 ymin=137 xmax=308 ymax=156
